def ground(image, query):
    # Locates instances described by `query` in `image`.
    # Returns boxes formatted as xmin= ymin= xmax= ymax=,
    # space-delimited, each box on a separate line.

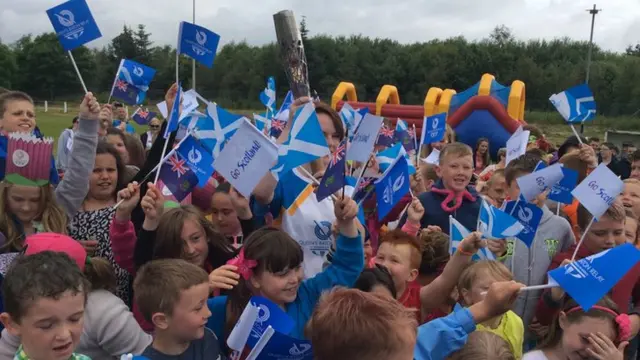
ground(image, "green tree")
xmin=0 ymin=42 xmax=17 ymax=89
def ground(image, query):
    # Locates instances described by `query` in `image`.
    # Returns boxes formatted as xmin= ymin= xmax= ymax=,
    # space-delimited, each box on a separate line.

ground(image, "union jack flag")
xmin=375 ymin=125 xmax=395 ymax=148
xmin=138 ymin=109 xmax=149 ymax=118
xmin=168 ymin=155 xmax=188 ymax=178
xmin=380 ymin=126 xmax=394 ymax=138
xmin=330 ymin=142 xmax=346 ymax=166
xmin=270 ymin=119 xmax=287 ymax=138
xmin=116 ymin=80 xmax=128 ymax=92
xmin=317 ymin=138 xmax=348 ymax=202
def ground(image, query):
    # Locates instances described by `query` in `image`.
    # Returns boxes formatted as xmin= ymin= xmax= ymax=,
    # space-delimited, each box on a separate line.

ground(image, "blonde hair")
xmin=0 ymin=182 xmax=67 ymax=252
xmin=577 ymin=200 xmax=626 ymax=231
xmin=447 ymin=331 xmax=515 ymax=360
xmin=458 ymin=261 xmax=513 ymax=305
xmin=624 ymin=178 xmax=640 ymax=187
xmin=439 ymin=142 xmax=473 ymax=164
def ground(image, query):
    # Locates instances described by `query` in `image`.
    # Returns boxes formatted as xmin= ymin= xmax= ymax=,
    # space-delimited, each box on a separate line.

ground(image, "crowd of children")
xmin=0 ymin=85 xmax=639 ymax=360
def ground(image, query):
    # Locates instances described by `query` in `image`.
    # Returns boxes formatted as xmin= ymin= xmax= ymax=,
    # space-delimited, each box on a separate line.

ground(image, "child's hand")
xmin=586 ymin=332 xmax=626 ymax=360
xmin=164 ymin=83 xmax=180 ymax=113
xmin=79 ymin=92 xmax=101 ymax=121
xmin=78 ymin=239 xmax=98 ymax=256
xmin=98 ymin=104 xmax=112 ymax=123
xmin=480 ymin=281 xmax=524 ymax=319
xmin=229 ymin=187 xmax=252 ymax=220
xmin=209 ymin=264 xmax=240 ymax=291
xmin=141 ymin=183 xmax=164 ymax=227
xmin=115 ymin=182 xmax=140 ymax=221
xmin=334 ymin=196 xmax=358 ymax=238
xmin=579 ymin=143 xmax=598 ymax=168
xmin=528 ymin=318 xmax=549 ymax=339
xmin=410 ymin=172 xmax=426 ymax=195
xmin=487 ymin=239 xmax=507 ymax=257
xmin=458 ymin=231 xmax=484 ymax=255
xmin=407 ymin=197 xmax=424 ymax=224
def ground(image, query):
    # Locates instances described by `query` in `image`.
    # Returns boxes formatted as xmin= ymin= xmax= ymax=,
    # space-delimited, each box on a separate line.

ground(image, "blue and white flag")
xmin=177 ymin=22 xmax=220 ymax=68
xmin=163 ymin=84 xmax=182 ymax=138
xmin=572 ymin=163 xmax=624 ymax=220
xmin=549 ymin=167 xmax=579 ymax=205
xmin=271 ymin=103 xmax=330 ymax=178
xmin=449 ymin=216 xmax=495 ymax=261
xmin=375 ymin=156 xmax=410 ymax=220
xmin=549 ymin=84 xmax=597 ymax=124
xmin=110 ymin=59 xmax=156 ymax=105
xmin=246 ymin=297 xmax=295 ymax=349
xmin=516 ymin=163 xmax=564 ymax=202
xmin=421 ymin=113 xmax=447 ymax=145
xmin=506 ymin=127 xmax=530 ymax=166
xmin=175 ymin=136 xmax=214 ymax=187
xmin=347 ymin=113 xmax=383 ymax=162
xmin=251 ymin=328 xmax=313 ymax=360
xmin=260 ymin=77 xmax=277 ymax=116
xmin=199 ymin=103 xmax=246 ymax=158
xmin=46 ymin=0 xmax=102 ymax=51
xmin=132 ymin=108 xmax=157 ymax=126
xmin=339 ymin=103 xmax=362 ymax=133
xmin=549 ymin=244 xmax=640 ymax=310
xmin=478 ymin=199 xmax=524 ymax=239
xmin=317 ymin=139 xmax=347 ymax=202
xmin=254 ymin=113 xmax=270 ymax=132
xmin=395 ymin=119 xmax=415 ymax=152
xmin=376 ymin=143 xmax=416 ymax=175
xmin=503 ymin=201 xmax=543 ymax=248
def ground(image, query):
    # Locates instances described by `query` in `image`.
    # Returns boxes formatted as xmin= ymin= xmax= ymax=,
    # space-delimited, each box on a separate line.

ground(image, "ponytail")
xmin=84 ymin=256 xmax=117 ymax=293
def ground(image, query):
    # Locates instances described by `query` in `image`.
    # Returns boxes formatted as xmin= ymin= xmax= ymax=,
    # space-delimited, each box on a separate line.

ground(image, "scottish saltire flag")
xmin=175 ymin=136 xmax=214 ymax=187
xmin=503 ymin=201 xmax=543 ymax=248
xmin=375 ymin=156 xmax=410 ymax=220
xmin=46 ymin=0 xmax=102 ymax=51
xmin=549 ymin=244 xmax=640 ymax=310
xmin=197 ymin=103 xmax=245 ymax=158
xmin=260 ymin=77 xmax=277 ymax=116
xmin=449 ymin=216 xmax=495 ymax=261
xmin=549 ymin=167 xmax=579 ymax=204
xmin=131 ymin=108 xmax=156 ymax=126
xmin=339 ymin=103 xmax=358 ymax=132
xmin=395 ymin=119 xmax=415 ymax=152
xmin=317 ymin=139 xmax=347 ymax=201
xmin=271 ymin=103 xmax=330 ymax=178
xmin=254 ymin=113 xmax=270 ymax=132
xmin=376 ymin=124 xmax=395 ymax=148
xmin=158 ymin=153 xmax=199 ymax=202
xmin=163 ymin=84 xmax=182 ymax=138
xmin=549 ymin=84 xmax=597 ymax=123
xmin=110 ymin=59 xmax=156 ymax=105
xmin=376 ymin=143 xmax=416 ymax=175
xmin=421 ymin=113 xmax=447 ymax=145
xmin=478 ymin=199 xmax=524 ymax=239
xmin=178 ymin=22 xmax=220 ymax=68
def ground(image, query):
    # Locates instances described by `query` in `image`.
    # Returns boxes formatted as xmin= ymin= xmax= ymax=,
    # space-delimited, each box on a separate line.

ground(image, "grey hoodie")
xmin=501 ymin=205 xmax=575 ymax=339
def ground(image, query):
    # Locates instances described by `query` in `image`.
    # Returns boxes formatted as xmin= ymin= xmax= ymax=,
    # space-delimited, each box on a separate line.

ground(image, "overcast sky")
xmin=2 ymin=0 xmax=639 ymax=52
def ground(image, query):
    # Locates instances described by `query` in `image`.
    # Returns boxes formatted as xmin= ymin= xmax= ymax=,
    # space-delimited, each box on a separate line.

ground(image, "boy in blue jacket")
xmin=400 ymin=142 xmax=481 ymax=233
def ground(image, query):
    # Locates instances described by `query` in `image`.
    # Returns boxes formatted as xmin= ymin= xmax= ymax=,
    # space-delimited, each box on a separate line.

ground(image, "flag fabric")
xmin=339 ymin=103 xmax=360 ymax=133
xmin=421 ymin=113 xmax=447 ymax=145
xmin=394 ymin=119 xmax=415 ymax=152
xmin=549 ymin=244 xmax=640 ymax=310
xmin=110 ymin=59 xmax=156 ymax=105
xmin=177 ymin=22 xmax=220 ymax=68
xmin=549 ymin=84 xmax=597 ymax=123
xmin=572 ymin=163 xmax=624 ymax=219
xmin=347 ymin=113 xmax=384 ymax=162
xmin=175 ymin=136 xmax=214 ymax=187
xmin=271 ymin=103 xmax=330 ymax=178
xmin=506 ymin=127 xmax=530 ymax=166
xmin=163 ymin=84 xmax=182 ymax=138
xmin=254 ymin=113 xmax=270 ymax=132
xmin=478 ymin=199 xmax=524 ymax=239
xmin=131 ymin=108 xmax=157 ymax=126
xmin=270 ymin=118 xmax=287 ymax=139
xmin=375 ymin=156 xmax=410 ymax=220
xmin=197 ymin=103 xmax=246 ymax=158
xmin=516 ymin=163 xmax=564 ymax=202
xmin=317 ymin=139 xmax=347 ymax=202
xmin=449 ymin=216 xmax=495 ymax=261
xmin=503 ymin=201 xmax=543 ymax=248
xmin=158 ymin=153 xmax=199 ymax=202
xmin=376 ymin=143 xmax=416 ymax=175
xmin=549 ymin=167 xmax=579 ymax=204
xmin=352 ymin=177 xmax=377 ymax=204
xmin=251 ymin=327 xmax=313 ymax=360
xmin=422 ymin=149 xmax=440 ymax=166
xmin=46 ymin=0 xmax=102 ymax=51
xmin=375 ymin=124 xmax=395 ymax=148
xmin=260 ymin=76 xmax=277 ymax=116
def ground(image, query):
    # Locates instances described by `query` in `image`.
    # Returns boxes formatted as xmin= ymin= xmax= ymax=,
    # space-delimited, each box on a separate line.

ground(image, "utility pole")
xmin=582 ymin=4 xmax=601 ymax=134
xmin=192 ymin=0 xmax=196 ymax=90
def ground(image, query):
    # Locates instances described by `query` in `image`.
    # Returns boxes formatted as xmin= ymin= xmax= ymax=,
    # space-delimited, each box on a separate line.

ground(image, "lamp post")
xmin=582 ymin=4 xmax=601 ymax=134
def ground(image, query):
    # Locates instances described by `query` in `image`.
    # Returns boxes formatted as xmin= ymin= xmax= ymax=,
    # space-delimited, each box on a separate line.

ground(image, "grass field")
xmin=35 ymin=106 xmax=611 ymax=152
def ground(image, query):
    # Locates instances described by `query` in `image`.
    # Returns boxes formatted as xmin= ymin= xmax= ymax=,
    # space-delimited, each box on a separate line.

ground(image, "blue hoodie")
xmin=399 ymin=179 xmax=481 ymax=233
xmin=207 ymin=232 xmax=364 ymax=348
xmin=414 ymin=305 xmax=476 ymax=360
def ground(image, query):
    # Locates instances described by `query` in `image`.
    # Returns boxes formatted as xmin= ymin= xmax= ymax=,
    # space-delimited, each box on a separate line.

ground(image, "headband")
xmin=566 ymin=305 xmax=630 ymax=342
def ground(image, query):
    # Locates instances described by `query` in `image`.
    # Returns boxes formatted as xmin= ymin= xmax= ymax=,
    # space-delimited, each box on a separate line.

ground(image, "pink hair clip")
xmin=616 ymin=313 xmax=631 ymax=343
xmin=227 ymin=248 xmax=257 ymax=280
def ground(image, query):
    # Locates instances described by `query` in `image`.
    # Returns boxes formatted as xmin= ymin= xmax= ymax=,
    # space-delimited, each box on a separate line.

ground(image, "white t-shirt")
xmin=523 ymin=350 xmax=549 ymax=360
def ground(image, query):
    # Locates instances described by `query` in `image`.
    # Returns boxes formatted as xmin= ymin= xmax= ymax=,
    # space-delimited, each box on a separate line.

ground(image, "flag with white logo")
xmin=177 ymin=22 xmax=220 ymax=68
xmin=249 ymin=327 xmax=313 ymax=360
xmin=572 ymin=163 xmax=624 ymax=219
xmin=478 ymin=199 xmax=524 ymax=239
xmin=503 ymin=201 xmax=543 ymax=248
xmin=516 ymin=163 xmax=564 ymax=202
xmin=110 ymin=59 xmax=156 ymax=105
xmin=449 ymin=216 xmax=495 ymax=260
xmin=421 ymin=113 xmax=447 ymax=145
xmin=549 ymin=244 xmax=640 ymax=310
xmin=375 ymin=156 xmax=410 ymax=220
xmin=175 ymin=136 xmax=214 ymax=187
xmin=549 ymin=84 xmax=596 ymax=124
xmin=549 ymin=167 xmax=579 ymax=205
xmin=46 ymin=0 xmax=102 ymax=51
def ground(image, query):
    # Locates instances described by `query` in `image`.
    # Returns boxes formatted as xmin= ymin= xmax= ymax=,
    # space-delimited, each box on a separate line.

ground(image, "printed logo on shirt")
xmin=298 ymin=220 xmax=332 ymax=257
xmin=545 ymin=238 xmax=560 ymax=258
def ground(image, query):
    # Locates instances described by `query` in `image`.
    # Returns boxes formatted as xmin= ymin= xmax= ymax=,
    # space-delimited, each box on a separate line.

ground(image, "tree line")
xmin=2 ymin=23 xmax=640 ymax=116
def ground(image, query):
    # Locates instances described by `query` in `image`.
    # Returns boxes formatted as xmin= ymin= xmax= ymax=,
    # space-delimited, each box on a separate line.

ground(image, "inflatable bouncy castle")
xmin=331 ymin=74 xmax=526 ymax=158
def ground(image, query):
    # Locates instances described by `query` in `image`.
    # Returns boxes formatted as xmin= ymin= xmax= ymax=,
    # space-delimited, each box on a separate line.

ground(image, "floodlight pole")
xmin=582 ymin=4 xmax=601 ymax=134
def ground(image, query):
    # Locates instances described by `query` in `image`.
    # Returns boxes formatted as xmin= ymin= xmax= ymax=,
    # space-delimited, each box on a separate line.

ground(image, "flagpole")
xmin=68 ymin=51 xmax=88 ymax=94
xmin=155 ymin=46 xmax=181 ymax=184
xmin=107 ymin=59 xmax=124 ymax=104
xmin=192 ymin=0 xmax=196 ymax=90
xmin=571 ymin=217 xmax=596 ymax=261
